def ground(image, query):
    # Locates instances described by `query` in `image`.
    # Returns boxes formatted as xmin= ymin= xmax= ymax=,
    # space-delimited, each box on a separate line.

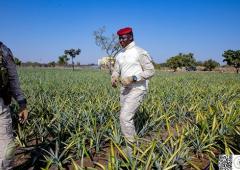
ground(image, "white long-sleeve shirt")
xmin=112 ymin=41 xmax=155 ymax=90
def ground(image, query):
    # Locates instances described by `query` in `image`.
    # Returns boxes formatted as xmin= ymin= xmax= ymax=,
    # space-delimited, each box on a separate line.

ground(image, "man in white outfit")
xmin=111 ymin=27 xmax=155 ymax=143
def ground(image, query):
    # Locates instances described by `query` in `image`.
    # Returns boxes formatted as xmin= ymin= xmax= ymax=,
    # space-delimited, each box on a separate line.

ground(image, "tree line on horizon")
xmin=13 ymin=48 xmax=240 ymax=74
xmin=152 ymin=50 xmax=240 ymax=73
xmin=13 ymin=27 xmax=240 ymax=73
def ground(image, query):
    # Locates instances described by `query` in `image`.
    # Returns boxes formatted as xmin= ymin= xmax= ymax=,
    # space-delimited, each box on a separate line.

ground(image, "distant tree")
xmin=222 ymin=50 xmax=240 ymax=73
xmin=14 ymin=57 xmax=22 ymax=66
xmin=166 ymin=53 xmax=196 ymax=71
xmin=181 ymin=53 xmax=196 ymax=67
xmin=159 ymin=63 xmax=168 ymax=67
xmin=166 ymin=56 xmax=182 ymax=71
xmin=64 ymin=48 xmax=81 ymax=71
xmin=203 ymin=59 xmax=220 ymax=71
xmin=152 ymin=61 xmax=162 ymax=70
xmin=23 ymin=61 xmax=41 ymax=67
xmin=94 ymin=26 xmax=121 ymax=73
xmin=196 ymin=61 xmax=204 ymax=66
xmin=154 ymin=61 xmax=169 ymax=68
xmin=58 ymin=55 xmax=69 ymax=66
xmin=48 ymin=61 xmax=56 ymax=67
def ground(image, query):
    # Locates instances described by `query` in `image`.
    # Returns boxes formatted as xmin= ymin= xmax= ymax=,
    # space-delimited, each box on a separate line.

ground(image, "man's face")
xmin=119 ymin=34 xmax=133 ymax=48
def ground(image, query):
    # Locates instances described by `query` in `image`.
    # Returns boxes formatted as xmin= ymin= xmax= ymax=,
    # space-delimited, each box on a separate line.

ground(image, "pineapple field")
xmin=13 ymin=68 xmax=240 ymax=170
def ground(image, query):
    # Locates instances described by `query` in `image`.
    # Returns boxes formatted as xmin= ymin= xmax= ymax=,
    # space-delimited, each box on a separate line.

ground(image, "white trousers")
xmin=0 ymin=98 xmax=15 ymax=170
xmin=120 ymin=87 xmax=146 ymax=142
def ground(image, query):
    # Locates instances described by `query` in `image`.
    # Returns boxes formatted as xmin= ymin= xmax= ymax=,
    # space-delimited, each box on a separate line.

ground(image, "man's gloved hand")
xmin=121 ymin=76 xmax=134 ymax=86
xmin=111 ymin=76 xmax=118 ymax=88
xmin=18 ymin=108 xmax=28 ymax=124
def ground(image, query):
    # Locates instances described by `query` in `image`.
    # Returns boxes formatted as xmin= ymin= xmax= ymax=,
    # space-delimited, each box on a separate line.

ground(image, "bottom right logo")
xmin=232 ymin=155 xmax=240 ymax=170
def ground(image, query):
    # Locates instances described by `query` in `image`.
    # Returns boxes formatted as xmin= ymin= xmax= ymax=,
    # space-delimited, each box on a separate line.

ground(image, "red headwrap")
xmin=117 ymin=27 xmax=133 ymax=36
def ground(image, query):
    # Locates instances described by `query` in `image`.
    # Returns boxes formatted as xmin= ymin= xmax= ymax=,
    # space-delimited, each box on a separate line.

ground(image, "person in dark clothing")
xmin=0 ymin=41 xmax=28 ymax=169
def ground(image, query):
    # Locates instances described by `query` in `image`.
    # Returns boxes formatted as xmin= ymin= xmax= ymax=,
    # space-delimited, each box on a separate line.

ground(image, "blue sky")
xmin=1 ymin=0 xmax=240 ymax=64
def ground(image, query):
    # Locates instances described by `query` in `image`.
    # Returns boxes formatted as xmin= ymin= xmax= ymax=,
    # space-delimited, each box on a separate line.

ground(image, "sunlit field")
xmin=13 ymin=68 xmax=240 ymax=169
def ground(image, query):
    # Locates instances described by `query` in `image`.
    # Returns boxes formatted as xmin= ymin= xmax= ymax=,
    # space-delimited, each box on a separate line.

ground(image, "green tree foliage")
xmin=203 ymin=59 xmax=220 ymax=71
xmin=64 ymin=49 xmax=81 ymax=71
xmin=58 ymin=55 xmax=69 ymax=66
xmin=196 ymin=61 xmax=204 ymax=66
xmin=166 ymin=53 xmax=196 ymax=71
xmin=222 ymin=50 xmax=240 ymax=73
xmin=153 ymin=62 xmax=168 ymax=70
xmin=48 ymin=61 xmax=56 ymax=67
xmin=153 ymin=61 xmax=161 ymax=70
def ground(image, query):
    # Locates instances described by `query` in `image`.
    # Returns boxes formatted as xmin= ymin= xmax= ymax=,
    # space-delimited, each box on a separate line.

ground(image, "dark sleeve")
xmin=2 ymin=45 xmax=27 ymax=109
